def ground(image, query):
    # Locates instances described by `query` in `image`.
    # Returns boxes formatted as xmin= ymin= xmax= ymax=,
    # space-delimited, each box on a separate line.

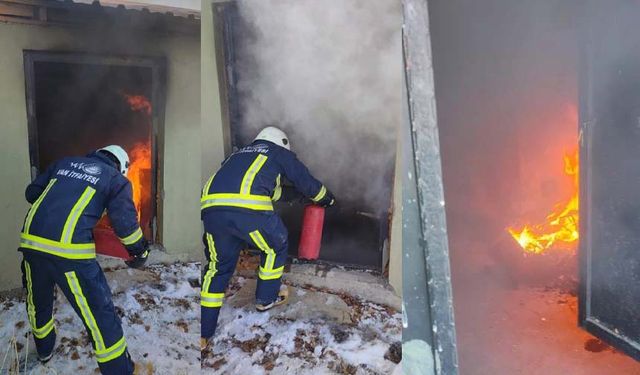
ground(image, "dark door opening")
xmin=212 ymin=1 xmax=396 ymax=270
xmin=23 ymin=51 xmax=165 ymax=256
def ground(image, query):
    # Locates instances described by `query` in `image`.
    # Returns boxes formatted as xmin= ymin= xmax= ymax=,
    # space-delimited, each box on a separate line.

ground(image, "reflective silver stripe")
xmin=61 ymin=187 xmax=96 ymax=243
xmin=21 ymin=237 xmax=95 ymax=256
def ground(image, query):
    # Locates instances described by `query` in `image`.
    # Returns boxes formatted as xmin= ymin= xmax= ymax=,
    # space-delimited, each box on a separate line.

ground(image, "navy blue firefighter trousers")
xmin=20 ymin=251 xmax=133 ymax=375
xmin=200 ymin=208 xmax=288 ymax=339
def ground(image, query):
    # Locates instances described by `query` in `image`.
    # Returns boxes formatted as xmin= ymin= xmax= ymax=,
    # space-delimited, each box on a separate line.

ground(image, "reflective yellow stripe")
xmin=201 ymin=193 xmax=274 ymax=211
xmin=202 ymin=174 xmax=215 ymax=198
xmin=61 ymin=187 xmax=96 ymax=243
xmin=272 ymin=174 xmax=282 ymax=202
xmin=95 ymin=336 xmax=127 ymax=363
xmin=312 ymin=185 xmax=327 ymax=202
xmin=119 ymin=227 xmax=143 ymax=246
xmin=206 ymin=233 xmax=217 ymax=263
xmin=250 ymin=230 xmax=282 ymax=281
xmin=24 ymin=261 xmax=45 ymax=337
xmin=201 ymin=292 xmax=224 ymax=308
xmin=240 ymin=155 xmax=268 ymax=195
xmin=64 ymin=271 xmax=105 ymax=352
xmin=201 ymin=234 xmax=218 ymax=294
xmin=33 ymin=318 xmax=55 ymax=339
xmin=23 ymin=179 xmax=57 ymax=234
xmin=21 ymin=233 xmax=95 ymax=260
xmin=259 ymin=265 xmax=285 ymax=280
xmin=66 ymin=272 xmax=127 ymax=363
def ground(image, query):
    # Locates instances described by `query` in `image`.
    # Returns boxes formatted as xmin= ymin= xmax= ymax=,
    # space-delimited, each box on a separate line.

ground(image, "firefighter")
xmin=200 ymin=126 xmax=335 ymax=347
xmin=18 ymin=145 xmax=150 ymax=375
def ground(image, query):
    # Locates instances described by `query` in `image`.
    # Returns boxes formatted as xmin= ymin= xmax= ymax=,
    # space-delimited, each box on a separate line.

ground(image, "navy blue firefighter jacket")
xmin=201 ymin=140 xmax=328 ymax=214
xmin=20 ymin=152 xmax=146 ymax=260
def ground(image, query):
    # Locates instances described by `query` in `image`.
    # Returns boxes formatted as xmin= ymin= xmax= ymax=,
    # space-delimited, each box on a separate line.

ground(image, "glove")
xmin=125 ymin=248 xmax=150 ymax=269
xmin=316 ymin=189 xmax=336 ymax=208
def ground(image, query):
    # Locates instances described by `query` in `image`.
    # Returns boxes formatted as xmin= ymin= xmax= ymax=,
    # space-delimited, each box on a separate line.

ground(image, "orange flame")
xmin=123 ymin=94 xmax=152 ymax=116
xmin=122 ymin=93 xmax=152 ymax=223
xmin=96 ymin=95 xmax=152 ymax=235
xmin=128 ymin=142 xmax=152 ymax=220
xmin=507 ymin=151 xmax=579 ymax=254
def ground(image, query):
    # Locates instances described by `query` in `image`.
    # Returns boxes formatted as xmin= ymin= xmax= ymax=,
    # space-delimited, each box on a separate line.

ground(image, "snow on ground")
xmin=0 ymin=262 xmax=200 ymax=375
xmin=202 ymin=275 xmax=402 ymax=375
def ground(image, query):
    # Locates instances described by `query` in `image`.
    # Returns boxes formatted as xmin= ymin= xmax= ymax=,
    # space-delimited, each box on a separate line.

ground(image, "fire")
xmin=507 ymin=151 xmax=579 ymax=254
xmin=128 ymin=142 xmax=152 ymax=220
xmin=123 ymin=94 xmax=152 ymax=116
xmin=95 ymin=94 xmax=152 ymax=243
xmin=122 ymin=93 xmax=152 ymax=223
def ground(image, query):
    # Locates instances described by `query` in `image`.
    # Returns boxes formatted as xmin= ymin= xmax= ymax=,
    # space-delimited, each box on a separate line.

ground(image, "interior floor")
xmin=452 ymin=237 xmax=640 ymax=374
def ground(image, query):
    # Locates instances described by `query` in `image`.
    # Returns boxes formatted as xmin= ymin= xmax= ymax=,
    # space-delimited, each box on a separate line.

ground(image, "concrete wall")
xmin=389 ymin=139 xmax=403 ymax=297
xmin=0 ymin=21 xmax=201 ymax=291
xmin=201 ymin=0 xmax=228 ymax=187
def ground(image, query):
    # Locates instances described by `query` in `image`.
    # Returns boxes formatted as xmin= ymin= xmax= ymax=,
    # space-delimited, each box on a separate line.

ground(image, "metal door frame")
xmin=403 ymin=0 xmax=459 ymax=373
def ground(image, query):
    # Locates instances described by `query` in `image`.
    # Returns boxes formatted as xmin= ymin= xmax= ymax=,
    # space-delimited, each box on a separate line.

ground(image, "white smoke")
xmin=235 ymin=0 xmax=401 ymax=213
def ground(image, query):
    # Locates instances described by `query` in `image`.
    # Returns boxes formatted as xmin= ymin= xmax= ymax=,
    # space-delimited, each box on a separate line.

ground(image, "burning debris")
xmin=508 ymin=150 xmax=579 ymax=254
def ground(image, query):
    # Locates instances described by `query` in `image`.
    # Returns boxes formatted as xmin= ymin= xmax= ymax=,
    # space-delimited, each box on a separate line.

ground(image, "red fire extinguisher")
xmin=298 ymin=204 xmax=325 ymax=260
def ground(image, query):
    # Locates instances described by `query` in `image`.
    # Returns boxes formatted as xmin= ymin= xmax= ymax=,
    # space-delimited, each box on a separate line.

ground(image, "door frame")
xmin=22 ymin=50 xmax=167 ymax=243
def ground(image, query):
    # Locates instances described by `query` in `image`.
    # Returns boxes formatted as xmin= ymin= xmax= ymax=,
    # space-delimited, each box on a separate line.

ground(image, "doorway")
xmin=23 ymin=51 xmax=166 ymax=255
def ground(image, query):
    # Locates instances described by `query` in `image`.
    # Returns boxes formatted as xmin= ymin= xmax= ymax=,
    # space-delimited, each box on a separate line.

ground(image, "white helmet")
xmin=99 ymin=145 xmax=130 ymax=175
xmin=254 ymin=126 xmax=290 ymax=150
